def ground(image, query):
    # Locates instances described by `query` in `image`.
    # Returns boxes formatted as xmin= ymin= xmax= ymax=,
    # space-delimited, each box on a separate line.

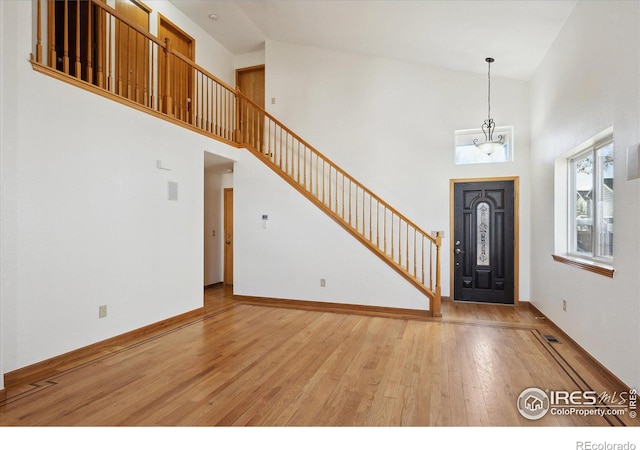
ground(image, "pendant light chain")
xmin=487 ymin=59 xmax=491 ymax=122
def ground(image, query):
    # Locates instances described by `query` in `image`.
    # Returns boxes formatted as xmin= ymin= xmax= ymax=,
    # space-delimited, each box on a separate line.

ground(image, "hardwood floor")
xmin=0 ymin=286 xmax=636 ymax=426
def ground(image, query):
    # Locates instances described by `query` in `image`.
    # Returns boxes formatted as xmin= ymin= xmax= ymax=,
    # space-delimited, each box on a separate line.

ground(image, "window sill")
xmin=552 ymin=254 xmax=614 ymax=278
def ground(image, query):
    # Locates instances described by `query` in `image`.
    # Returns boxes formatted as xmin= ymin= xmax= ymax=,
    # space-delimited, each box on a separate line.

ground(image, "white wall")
xmin=260 ymin=40 xmax=532 ymax=301
xmin=234 ymin=50 xmax=266 ymax=71
xmin=0 ymin=1 xmax=238 ymax=373
xmin=530 ymin=1 xmax=640 ymax=388
xmin=0 ymin=0 xmax=7 ymax=390
xmin=234 ymin=148 xmax=430 ymax=310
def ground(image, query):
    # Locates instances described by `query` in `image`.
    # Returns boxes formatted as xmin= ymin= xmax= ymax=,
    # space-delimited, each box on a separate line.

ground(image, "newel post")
xmin=433 ymin=231 xmax=443 ymax=317
xmin=163 ymin=37 xmax=173 ymax=116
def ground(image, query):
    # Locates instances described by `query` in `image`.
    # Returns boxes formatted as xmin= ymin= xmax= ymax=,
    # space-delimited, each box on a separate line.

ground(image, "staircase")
xmin=30 ymin=0 xmax=442 ymax=316
xmin=235 ymin=93 xmax=442 ymax=315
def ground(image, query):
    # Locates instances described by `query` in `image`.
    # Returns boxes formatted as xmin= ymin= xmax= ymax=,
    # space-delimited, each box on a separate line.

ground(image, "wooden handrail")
xmin=235 ymin=92 xmax=442 ymax=314
xmin=235 ymin=90 xmax=437 ymax=245
xmin=30 ymin=0 xmax=442 ymax=315
xmin=168 ymin=46 xmax=238 ymax=95
xmin=91 ymin=0 xmax=166 ymax=48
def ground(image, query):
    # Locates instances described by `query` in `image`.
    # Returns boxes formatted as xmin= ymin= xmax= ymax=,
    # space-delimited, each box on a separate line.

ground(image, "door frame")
xmin=157 ymin=13 xmax=195 ymax=119
xmin=115 ymin=0 xmax=151 ymax=102
xmin=235 ymin=65 xmax=265 ymax=149
xmin=223 ymin=187 xmax=233 ymax=286
xmin=157 ymin=13 xmax=196 ymax=57
xmin=449 ymin=176 xmax=520 ymax=304
xmin=235 ymin=64 xmax=265 ymax=92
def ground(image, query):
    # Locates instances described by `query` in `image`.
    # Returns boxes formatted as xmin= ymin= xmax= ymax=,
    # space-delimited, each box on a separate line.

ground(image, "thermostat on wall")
xmin=156 ymin=159 xmax=171 ymax=170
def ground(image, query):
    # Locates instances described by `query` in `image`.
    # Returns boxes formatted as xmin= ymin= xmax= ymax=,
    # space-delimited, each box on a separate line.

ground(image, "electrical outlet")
xmin=562 ymin=299 xmax=567 ymax=312
xmin=99 ymin=305 xmax=107 ymax=318
xmin=320 ymin=278 xmax=326 ymax=287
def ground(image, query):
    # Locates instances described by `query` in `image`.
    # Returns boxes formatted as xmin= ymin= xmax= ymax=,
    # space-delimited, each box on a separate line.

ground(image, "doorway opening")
xmin=203 ymin=152 xmax=234 ymax=290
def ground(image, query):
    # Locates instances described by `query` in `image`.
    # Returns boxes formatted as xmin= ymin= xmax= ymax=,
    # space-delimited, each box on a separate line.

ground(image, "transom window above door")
xmin=454 ymin=126 xmax=514 ymax=165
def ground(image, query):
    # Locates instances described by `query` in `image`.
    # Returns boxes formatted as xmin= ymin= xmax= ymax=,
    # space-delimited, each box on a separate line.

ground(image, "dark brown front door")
xmin=453 ymin=180 xmax=515 ymax=304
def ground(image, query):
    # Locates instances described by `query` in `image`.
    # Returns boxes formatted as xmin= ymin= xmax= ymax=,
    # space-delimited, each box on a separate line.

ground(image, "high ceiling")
xmin=168 ymin=0 xmax=578 ymax=81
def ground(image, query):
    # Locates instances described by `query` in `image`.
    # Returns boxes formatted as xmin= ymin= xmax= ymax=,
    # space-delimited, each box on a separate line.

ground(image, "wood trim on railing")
xmin=552 ymin=254 xmax=615 ymax=278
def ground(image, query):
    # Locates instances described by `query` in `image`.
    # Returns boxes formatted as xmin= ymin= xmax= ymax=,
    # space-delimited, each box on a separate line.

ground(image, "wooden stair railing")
xmin=236 ymin=92 xmax=442 ymax=316
xmin=30 ymin=0 xmax=442 ymax=316
xmin=31 ymin=0 xmax=238 ymax=146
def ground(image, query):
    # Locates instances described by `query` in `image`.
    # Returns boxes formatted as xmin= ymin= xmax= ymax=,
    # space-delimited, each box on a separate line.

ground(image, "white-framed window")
xmin=554 ymin=127 xmax=614 ymax=269
xmin=568 ymin=138 xmax=614 ymax=260
xmin=454 ymin=126 xmax=514 ymax=165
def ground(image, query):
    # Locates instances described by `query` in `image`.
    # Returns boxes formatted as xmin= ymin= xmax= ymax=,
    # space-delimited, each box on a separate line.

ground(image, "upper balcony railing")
xmin=31 ymin=0 xmax=443 ymax=315
xmin=32 ymin=0 xmax=238 ymax=144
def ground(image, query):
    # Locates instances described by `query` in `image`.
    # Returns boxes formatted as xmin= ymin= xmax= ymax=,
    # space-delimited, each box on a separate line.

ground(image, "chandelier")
xmin=474 ymin=57 xmax=504 ymax=155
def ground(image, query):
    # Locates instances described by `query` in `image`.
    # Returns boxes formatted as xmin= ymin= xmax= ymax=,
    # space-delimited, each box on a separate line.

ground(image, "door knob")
xmin=455 ymin=248 xmax=465 ymax=254
xmin=226 ymin=241 xmax=231 ymax=245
